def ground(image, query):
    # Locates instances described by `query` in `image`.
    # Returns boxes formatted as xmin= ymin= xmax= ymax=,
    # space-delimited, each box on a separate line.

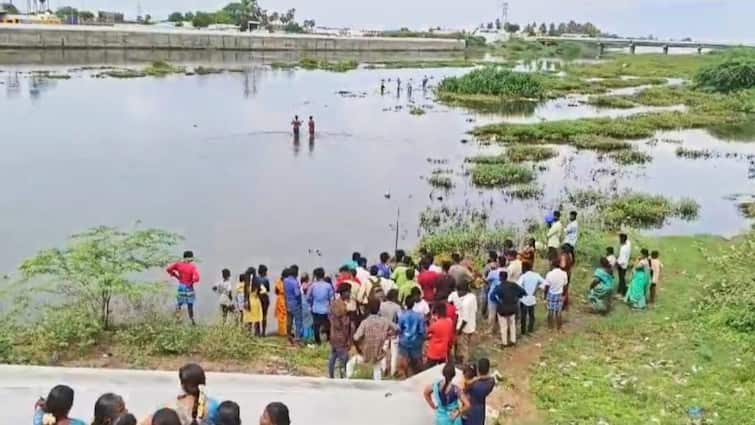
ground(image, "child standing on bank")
xmin=649 ymin=250 xmax=663 ymax=304
xmin=242 ymin=268 xmax=267 ymax=336
xmin=212 ymin=268 xmax=234 ymax=324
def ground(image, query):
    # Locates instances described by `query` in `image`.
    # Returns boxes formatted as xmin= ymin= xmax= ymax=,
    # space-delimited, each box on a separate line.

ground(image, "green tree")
xmin=168 ymin=12 xmax=184 ymax=22
xmin=79 ymin=10 xmax=94 ymax=21
xmin=548 ymin=22 xmax=557 ymax=36
xmin=302 ymin=19 xmax=315 ymax=31
xmin=192 ymin=11 xmax=213 ymax=28
xmin=55 ymin=6 xmax=78 ymax=19
xmin=504 ymin=22 xmax=520 ymax=33
xmin=143 ymin=14 xmax=152 ymax=24
xmin=283 ymin=21 xmax=304 ymax=33
xmin=19 ymin=226 xmax=182 ymax=329
xmin=538 ymin=23 xmax=547 ymax=34
xmin=1 ymin=3 xmax=19 ymax=13
xmin=184 ymin=11 xmax=194 ymax=21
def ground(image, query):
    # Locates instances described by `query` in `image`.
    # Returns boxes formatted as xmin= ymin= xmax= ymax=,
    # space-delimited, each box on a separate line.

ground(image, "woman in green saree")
xmin=588 ymin=257 xmax=614 ymax=313
xmin=625 ymin=252 xmax=651 ymax=310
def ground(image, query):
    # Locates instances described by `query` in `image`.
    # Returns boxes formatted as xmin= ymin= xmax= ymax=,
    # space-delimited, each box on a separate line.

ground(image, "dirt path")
xmin=482 ymin=310 xmax=591 ymax=425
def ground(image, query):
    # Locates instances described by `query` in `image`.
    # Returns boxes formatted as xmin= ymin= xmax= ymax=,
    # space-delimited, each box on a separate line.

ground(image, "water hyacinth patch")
xmin=471 ymin=163 xmax=536 ymax=187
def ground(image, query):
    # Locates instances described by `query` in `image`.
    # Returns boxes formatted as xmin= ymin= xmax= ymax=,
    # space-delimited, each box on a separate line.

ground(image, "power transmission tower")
xmin=136 ymin=0 xmax=142 ymax=22
xmin=501 ymin=1 xmax=509 ymax=31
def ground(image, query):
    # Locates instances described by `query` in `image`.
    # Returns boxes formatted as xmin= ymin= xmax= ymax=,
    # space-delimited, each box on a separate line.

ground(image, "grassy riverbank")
xmin=532 ymin=231 xmax=755 ymax=425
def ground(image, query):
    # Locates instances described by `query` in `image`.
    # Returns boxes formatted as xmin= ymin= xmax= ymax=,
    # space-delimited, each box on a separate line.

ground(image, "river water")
xmin=1 ymin=52 xmax=753 ymax=318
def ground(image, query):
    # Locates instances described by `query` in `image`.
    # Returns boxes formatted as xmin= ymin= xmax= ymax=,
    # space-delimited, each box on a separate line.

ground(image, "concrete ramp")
xmin=0 ymin=364 xmax=434 ymax=425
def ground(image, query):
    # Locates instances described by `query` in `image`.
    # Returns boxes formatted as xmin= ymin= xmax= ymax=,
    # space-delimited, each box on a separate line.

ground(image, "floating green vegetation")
xmin=675 ymin=146 xmax=714 ymax=159
xmin=371 ymin=59 xmax=480 ymax=69
xmin=467 ymin=145 xmax=557 ymax=164
xmin=98 ymin=68 xmax=147 ymax=79
xmin=427 ymin=175 xmax=454 ymax=189
xmin=694 ymin=50 xmax=755 ymax=93
xmin=572 ymin=135 xmax=631 ymax=152
xmin=270 ymin=62 xmax=297 ymax=69
xmin=587 ymin=95 xmax=637 ymax=109
xmin=437 ymin=66 xmax=545 ymax=99
xmin=608 ymin=149 xmax=652 ymax=165
xmin=298 ymin=58 xmax=359 ymax=72
xmin=567 ymin=188 xmax=606 ymax=208
xmin=471 ymin=163 xmax=535 ymax=187
xmin=505 ymin=145 xmax=558 ymax=162
xmin=506 ymin=184 xmax=543 ymax=199
xmin=32 ymin=71 xmax=71 ymax=80
xmin=194 ymin=66 xmax=225 ymax=75
xmin=409 ymin=106 xmax=426 ymax=116
xmin=143 ymin=61 xmax=185 ymax=77
xmin=600 ymin=192 xmax=700 ymax=229
xmin=473 ymin=111 xmax=742 ymax=144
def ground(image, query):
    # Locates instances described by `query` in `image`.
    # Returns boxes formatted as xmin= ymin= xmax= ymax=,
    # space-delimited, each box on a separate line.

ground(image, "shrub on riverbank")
xmin=600 ymin=192 xmax=699 ymax=229
xmin=608 ymin=149 xmax=652 ymax=165
xmin=299 ymin=58 xmax=358 ymax=72
xmin=587 ymin=95 xmax=637 ymax=109
xmin=437 ymin=66 xmax=545 ymax=99
xmin=471 ymin=163 xmax=536 ymax=187
xmin=694 ymin=52 xmax=755 ymax=93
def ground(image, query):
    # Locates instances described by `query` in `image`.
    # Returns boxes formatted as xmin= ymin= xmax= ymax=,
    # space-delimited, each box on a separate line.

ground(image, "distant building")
xmin=98 ymin=11 xmax=124 ymax=24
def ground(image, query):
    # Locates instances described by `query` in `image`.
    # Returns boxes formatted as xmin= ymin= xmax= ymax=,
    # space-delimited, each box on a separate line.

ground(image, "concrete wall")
xmin=0 ymin=24 xmax=465 ymax=51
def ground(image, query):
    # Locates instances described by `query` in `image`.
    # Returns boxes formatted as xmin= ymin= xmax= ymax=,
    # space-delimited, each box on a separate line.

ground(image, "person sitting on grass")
xmin=588 ymin=257 xmax=615 ymax=314
xmin=33 ymin=385 xmax=86 ymax=425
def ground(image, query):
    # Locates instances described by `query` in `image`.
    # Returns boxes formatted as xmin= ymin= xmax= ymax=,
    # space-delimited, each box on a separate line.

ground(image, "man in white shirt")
xmin=564 ymin=211 xmax=579 ymax=251
xmin=506 ymin=250 xmax=523 ymax=283
xmin=455 ymin=282 xmax=477 ymax=364
xmin=547 ymin=211 xmax=564 ymax=262
xmin=544 ymin=262 xmax=568 ymax=331
xmin=517 ymin=262 xmax=544 ymax=335
xmin=617 ymin=233 xmax=632 ymax=297
xmin=212 ymin=268 xmax=235 ymax=324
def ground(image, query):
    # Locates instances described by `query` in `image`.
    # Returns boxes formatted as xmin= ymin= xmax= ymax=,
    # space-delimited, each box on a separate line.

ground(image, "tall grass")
xmin=694 ymin=51 xmax=755 ymax=93
xmin=437 ymin=66 xmax=545 ymax=99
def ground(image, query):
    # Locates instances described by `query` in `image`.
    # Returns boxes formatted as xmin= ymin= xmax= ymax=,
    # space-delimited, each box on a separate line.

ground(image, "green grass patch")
xmin=194 ymin=66 xmax=225 ymax=75
xmin=409 ymin=106 xmax=426 ymax=116
xmin=601 ymin=192 xmax=700 ymax=229
xmin=609 ymin=149 xmax=653 ymax=165
xmin=437 ymin=66 xmax=545 ymax=99
xmin=572 ymin=135 xmax=632 ymax=151
xmin=467 ymin=146 xmax=558 ymax=164
xmin=675 ymin=146 xmax=714 ymax=159
xmin=298 ymin=58 xmax=359 ymax=72
xmin=472 ymin=111 xmax=743 ymax=144
xmin=427 ymin=175 xmax=454 ymax=189
xmin=143 ymin=61 xmax=185 ymax=77
xmin=505 ymin=184 xmax=543 ymax=199
xmin=567 ymin=53 xmax=724 ymax=79
xmin=471 ymin=163 xmax=535 ymax=187
xmin=532 ymin=232 xmax=755 ymax=425
xmin=587 ymin=95 xmax=637 ymax=109
xmin=694 ymin=50 xmax=755 ymax=93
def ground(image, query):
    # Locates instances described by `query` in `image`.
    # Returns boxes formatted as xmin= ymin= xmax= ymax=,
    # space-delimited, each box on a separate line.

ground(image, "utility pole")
xmin=501 ymin=1 xmax=509 ymax=32
xmin=136 ymin=0 xmax=142 ymax=23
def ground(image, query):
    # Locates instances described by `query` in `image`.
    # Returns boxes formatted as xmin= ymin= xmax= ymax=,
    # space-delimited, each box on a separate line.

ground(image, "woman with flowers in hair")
xmin=139 ymin=364 xmax=219 ymax=425
xmin=33 ymin=385 xmax=86 ymax=425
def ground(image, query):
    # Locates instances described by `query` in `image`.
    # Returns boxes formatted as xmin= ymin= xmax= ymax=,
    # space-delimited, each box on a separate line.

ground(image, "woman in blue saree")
xmin=588 ymin=257 xmax=615 ymax=314
xmin=423 ymin=363 xmax=470 ymax=425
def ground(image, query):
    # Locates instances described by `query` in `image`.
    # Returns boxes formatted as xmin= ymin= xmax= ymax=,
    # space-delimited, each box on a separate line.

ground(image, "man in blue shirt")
xmin=308 ymin=267 xmax=335 ymax=345
xmin=284 ymin=265 xmax=303 ymax=342
xmin=398 ymin=295 xmax=427 ymax=377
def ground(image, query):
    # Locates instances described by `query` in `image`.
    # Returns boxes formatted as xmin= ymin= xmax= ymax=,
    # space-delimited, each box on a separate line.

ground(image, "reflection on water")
xmin=0 ymin=62 xmax=752 ymax=319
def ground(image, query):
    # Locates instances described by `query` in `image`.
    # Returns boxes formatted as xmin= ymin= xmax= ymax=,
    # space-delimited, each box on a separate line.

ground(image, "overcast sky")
xmin=64 ymin=0 xmax=752 ymax=43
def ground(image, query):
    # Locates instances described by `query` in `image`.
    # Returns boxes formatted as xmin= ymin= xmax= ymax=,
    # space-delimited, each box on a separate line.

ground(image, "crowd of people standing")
xmin=44 ymin=209 xmax=667 ymax=425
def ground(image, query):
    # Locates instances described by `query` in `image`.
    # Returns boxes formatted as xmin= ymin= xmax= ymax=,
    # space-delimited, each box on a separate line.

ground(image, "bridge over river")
xmin=536 ymin=35 xmax=754 ymax=55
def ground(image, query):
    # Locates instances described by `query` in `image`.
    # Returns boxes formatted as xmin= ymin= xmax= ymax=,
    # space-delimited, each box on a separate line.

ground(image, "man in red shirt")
xmin=417 ymin=259 xmax=440 ymax=303
xmin=426 ymin=302 xmax=454 ymax=368
xmin=166 ymin=250 xmax=201 ymax=325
